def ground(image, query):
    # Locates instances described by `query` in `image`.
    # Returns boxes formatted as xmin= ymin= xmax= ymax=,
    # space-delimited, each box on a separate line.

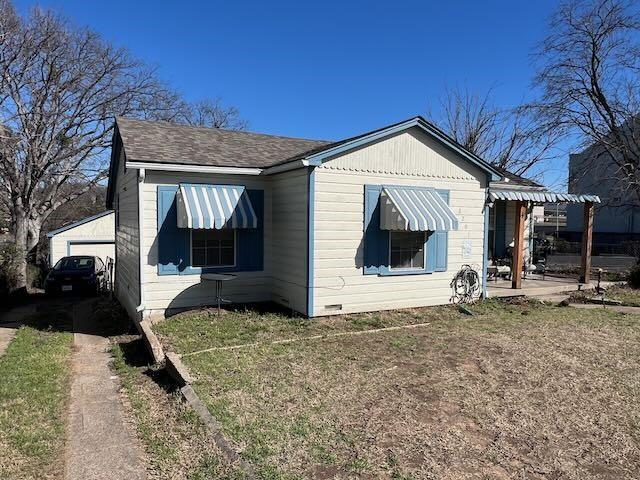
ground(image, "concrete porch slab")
xmin=488 ymin=275 xmax=594 ymax=298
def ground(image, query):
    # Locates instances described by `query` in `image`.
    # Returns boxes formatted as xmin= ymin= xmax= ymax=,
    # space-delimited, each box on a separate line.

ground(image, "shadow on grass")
xmin=166 ymin=299 xmax=307 ymax=320
xmin=114 ymin=335 xmax=180 ymax=396
xmin=1 ymin=294 xmax=139 ymax=338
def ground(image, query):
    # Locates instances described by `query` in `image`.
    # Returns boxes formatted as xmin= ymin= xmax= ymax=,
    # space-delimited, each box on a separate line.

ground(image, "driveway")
xmin=0 ymin=302 xmax=39 ymax=356
xmin=65 ymin=297 xmax=147 ymax=480
xmin=0 ymin=295 xmax=147 ymax=480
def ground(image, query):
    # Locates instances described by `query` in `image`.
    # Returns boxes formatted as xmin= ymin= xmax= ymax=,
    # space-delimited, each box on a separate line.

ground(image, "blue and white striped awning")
xmin=488 ymin=189 xmax=601 ymax=204
xmin=177 ymin=184 xmax=257 ymax=229
xmin=380 ymin=186 xmax=459 ymax=231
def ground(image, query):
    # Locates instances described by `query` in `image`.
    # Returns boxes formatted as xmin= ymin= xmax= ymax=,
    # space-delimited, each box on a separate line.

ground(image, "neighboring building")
xmin=106 ymin=116 xmax=598 ymax=321
xmin=46 ymin=211 xmax=115 ymax=267
xmin=567 ymin=144 xmax=640 ymax=241
xmin=534 ymin=203 xmax=567 ymax=235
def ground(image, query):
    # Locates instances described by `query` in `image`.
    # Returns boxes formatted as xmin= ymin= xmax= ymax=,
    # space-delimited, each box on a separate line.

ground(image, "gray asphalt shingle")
xmin=116 ymin=117 xmax=330 ymax=168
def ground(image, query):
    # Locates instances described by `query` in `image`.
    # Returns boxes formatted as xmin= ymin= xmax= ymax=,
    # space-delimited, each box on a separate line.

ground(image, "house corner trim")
xmin=307 ymin=167 xmax=316 ymax=317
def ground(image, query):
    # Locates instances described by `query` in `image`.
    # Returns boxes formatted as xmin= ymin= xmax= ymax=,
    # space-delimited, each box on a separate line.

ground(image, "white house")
xmin=46 ymin=210 xmax=115 ymax=267
xmin=106 ymin=116 xmax=599 ymax=321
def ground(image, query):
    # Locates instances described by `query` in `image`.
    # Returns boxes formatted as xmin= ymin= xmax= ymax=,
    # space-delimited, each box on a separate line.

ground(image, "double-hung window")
xmin=389 ymin=231 xmax=426 ymax=270
xmin=191 ymin=229 xmax=235 ymax=267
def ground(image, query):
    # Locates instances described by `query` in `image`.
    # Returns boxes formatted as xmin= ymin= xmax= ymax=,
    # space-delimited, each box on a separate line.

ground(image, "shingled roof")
xmin=490 ymin=165 xmax=544 ymax=188
xmin=115 ymin=117 xmax=330 ymax=168
xmin=107 ymin=116 xmax=509 ymax=208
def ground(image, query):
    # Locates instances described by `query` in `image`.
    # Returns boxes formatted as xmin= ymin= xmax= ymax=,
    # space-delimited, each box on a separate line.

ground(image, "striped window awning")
xmin=177 ymin=184 xmax=257 ymax=229
xmin=488 ymin=189 xmax=601 ymax=204
xmin=380 ymin=186 xmax=459 ymax=231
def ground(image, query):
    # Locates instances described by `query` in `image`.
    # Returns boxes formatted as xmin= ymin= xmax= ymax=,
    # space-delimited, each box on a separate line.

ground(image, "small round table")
xmin=201 ymin=273 xmax=237 ymax=314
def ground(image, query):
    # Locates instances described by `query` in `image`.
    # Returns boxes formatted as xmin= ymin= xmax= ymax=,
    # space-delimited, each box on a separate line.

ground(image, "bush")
xmin=0 ymin=243 xmax=24 ymax=297
xmin=27 ymin=263 xmax=45 ymax=289
xmin=628 ymin=264 xmax=640 ymax=289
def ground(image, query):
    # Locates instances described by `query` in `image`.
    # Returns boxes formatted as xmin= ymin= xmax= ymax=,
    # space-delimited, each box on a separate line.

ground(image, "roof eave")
xmin=488 ymin=183 xmax=549 ymax=192
xmin=46 ymin=210 xmax=114 ymax=238
xmin=105 ymin=123 xmax=122 ymax=209
xmin=125 ymin=160 xmax=263 ymax=175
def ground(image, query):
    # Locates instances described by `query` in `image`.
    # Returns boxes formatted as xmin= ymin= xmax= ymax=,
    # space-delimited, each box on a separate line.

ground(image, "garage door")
xmin=68 ymin=241 xmax=115 ymax=265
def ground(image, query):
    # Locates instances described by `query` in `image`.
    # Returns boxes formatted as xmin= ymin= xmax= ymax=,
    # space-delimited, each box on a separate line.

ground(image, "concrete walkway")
xmin=65 ymin=299 xmax=146 ymax=480
xmin=0 ymin=327 xmax=15 ymax=356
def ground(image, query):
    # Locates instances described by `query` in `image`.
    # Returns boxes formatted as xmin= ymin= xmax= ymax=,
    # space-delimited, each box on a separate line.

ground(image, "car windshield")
xmin=54 ymin=257 xmax=94 ymax=270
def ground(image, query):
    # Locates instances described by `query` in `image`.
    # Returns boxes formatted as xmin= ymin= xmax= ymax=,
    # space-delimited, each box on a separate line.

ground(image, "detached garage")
xmin=47 ymin=210 xmax=115 ymax=267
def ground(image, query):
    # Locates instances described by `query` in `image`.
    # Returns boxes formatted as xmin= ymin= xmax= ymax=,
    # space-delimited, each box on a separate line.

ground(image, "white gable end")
xmin=318 ymin=127 xmax=486 ymax=182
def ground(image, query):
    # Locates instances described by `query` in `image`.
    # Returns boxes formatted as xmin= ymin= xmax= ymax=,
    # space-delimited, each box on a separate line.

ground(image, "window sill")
xmin=378 ymin=269 xmax=433 ymax=276
xmin=157 ymin=265 xmax=264 ymax=275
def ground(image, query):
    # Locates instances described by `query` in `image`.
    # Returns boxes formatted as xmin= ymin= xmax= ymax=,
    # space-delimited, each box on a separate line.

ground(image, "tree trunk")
xmin=11 ymin=212 xmax=29 ymax=293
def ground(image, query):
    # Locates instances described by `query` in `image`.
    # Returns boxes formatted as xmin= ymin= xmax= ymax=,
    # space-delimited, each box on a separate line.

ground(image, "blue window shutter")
xmin=436 ymin=189 xmax=450 ymax=204
xmin=428 ymin=189 xmax=450 ymax=272
xmin=494 ymin=200 xmax=506 ymax=258
xmin=157 ymin=186 xmax=263 ymax=275
xmin=157 ymin=186 xmax=189 ymax=275
xmin=363 ymin=185 xmax=388 ymax=274
xmin=425 ymin=231 xmax=436 ymax=272
xmin=237 ymin=190 xmax=264 ymax=271
xmin=434 ymin=231 xmax=448 ymax=271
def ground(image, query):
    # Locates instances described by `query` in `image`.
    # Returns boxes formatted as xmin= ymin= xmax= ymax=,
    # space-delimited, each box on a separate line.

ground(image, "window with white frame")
xmin=389 ymin=231 xmax=426 ymax=270
xmin=191 ymin=229 xmax=235 ymax=267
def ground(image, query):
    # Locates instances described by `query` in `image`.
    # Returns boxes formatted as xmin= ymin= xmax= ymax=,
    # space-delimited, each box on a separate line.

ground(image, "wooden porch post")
xmin=580 ymin=201 xmax=594 ymax=284
xmin=512 ymin=200 xmax=527 ymax=289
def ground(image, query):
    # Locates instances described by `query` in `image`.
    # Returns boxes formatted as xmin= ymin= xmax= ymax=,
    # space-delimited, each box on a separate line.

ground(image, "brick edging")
xmin=180 ymin=384 xmax=257 ymax=479
xmin=142 ymin=330 xmax=257 ymax=478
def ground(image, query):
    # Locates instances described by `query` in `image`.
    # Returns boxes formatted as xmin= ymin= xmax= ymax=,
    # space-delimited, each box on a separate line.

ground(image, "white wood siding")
xmin=269 ymin=169 xmax=308 ymax=314
xmin=141 ymin=172 xmax=272 ymax=314
xmin=114 ymin=154 xmax=141 ymax=320
xmin=313 ymin=128 xmax=488 ymax=316
xmin=49 ymin=213 xmax=114 ymax=266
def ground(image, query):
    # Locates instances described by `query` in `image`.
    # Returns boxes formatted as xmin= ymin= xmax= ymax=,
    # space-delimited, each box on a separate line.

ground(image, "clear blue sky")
xmin=14 ymin=0 xmax=568 ymax=187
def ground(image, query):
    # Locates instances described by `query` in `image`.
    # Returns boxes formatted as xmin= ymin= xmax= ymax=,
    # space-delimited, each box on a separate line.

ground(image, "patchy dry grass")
xmin=155 ymin=304 xmax=461 ymax=355
xmin=572 ymin=284 xmax=640 ymax=307
xmin=111 ymin=338 xmax=246 ymax=480
xmin=0 ymin=311 xmax=73 ymax=480
xmin=157 ymin=299 xmax=640 ymax=479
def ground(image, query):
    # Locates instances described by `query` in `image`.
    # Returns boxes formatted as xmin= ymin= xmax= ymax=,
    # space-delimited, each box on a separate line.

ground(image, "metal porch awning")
xmin=177 ymin=184 xmax=257 ymax=229
xmin=380 ymin=185 xmax=459 ymax=231
xmin=488 ymin=189 xmax=601 ymax=204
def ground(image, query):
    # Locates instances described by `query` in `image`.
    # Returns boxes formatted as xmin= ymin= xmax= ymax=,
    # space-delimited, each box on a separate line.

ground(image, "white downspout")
xmin=136 ymin=168 xmax=146 ymax=314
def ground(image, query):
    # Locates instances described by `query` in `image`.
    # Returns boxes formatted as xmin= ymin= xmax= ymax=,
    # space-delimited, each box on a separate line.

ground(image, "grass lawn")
xmin=572 ymin=284 xmax=640 ymax=307
xmin=112 ymin=336 xmax=245 ymax=479
xmin=0 ymin=311 xmax=73 ymax=480
xmin=155 ymin=300 xmax=640 ymax=480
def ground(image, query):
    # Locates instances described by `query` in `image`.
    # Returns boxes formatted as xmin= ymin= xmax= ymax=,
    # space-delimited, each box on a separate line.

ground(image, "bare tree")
xmin=429 ymin=86 xmax=560 ymax=177
xmin=433 ymin=87 xmax=500 ymax=161
xmin=178 ymin=98 xmax=247 ymax=130
xmin=531 ymin=0 xmax=640 ymax=204
xmin=0 ymin=1 xmax=188 ymax=290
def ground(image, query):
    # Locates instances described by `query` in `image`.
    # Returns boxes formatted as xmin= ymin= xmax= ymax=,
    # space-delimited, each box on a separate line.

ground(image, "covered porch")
xmin=486 ymin=186 xmax=600 ymax=293
xmin=487 ymin=274 xmax=591 ymax=298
